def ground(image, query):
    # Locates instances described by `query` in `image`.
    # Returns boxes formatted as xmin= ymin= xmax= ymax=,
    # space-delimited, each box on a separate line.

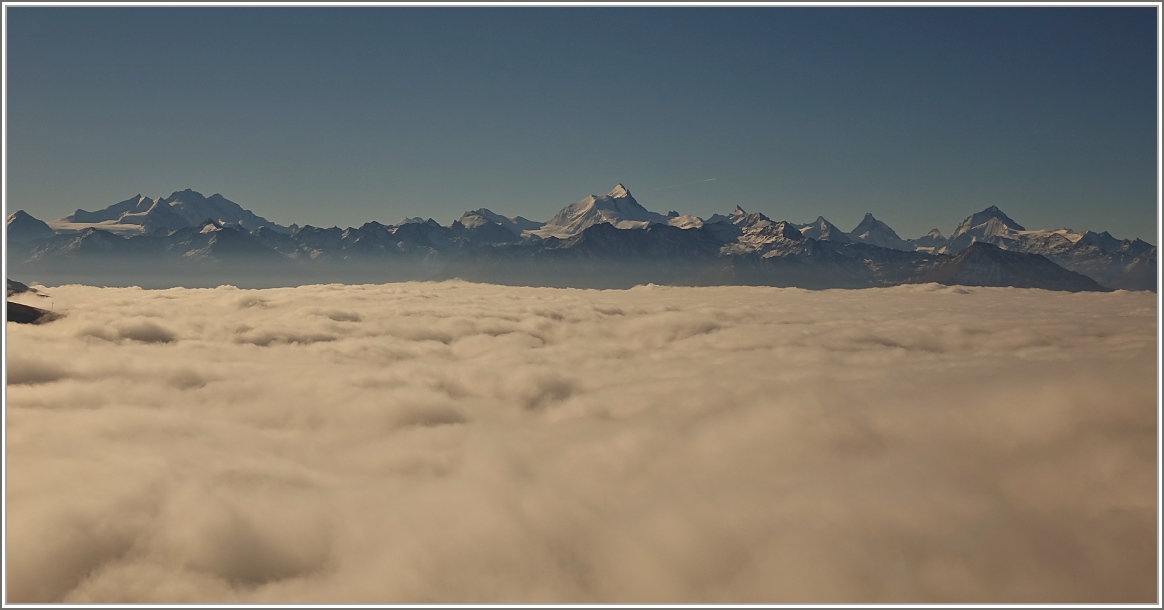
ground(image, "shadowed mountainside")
xmin=6 ymin=186 xmax=1153 ymax=291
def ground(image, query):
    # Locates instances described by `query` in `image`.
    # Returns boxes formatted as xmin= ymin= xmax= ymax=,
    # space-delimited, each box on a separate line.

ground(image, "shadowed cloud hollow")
xmin=5 ymin=281 xmax=1158 ymax=603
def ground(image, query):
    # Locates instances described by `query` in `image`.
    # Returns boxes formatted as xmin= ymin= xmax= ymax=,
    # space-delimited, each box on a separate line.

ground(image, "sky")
xmin=4 ymin=6 xmax=1159 ymax=242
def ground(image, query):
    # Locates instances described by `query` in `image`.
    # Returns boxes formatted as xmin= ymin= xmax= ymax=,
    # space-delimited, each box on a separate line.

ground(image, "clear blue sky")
xmin=5 ymin=6 xmax=1159 ymax=242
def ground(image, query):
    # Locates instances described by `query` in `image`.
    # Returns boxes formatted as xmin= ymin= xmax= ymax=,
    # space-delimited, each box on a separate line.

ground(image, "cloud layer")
xmin=5 ymin=281 xmax=1158 ymax=603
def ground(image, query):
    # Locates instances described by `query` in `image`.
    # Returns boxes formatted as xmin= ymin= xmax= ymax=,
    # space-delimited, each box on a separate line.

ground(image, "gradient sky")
xmin=5 ymin=6 xmax=1159 ymax=242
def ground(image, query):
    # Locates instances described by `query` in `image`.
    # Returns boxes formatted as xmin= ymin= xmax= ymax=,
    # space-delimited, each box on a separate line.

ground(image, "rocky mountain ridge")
xmin=6 ymin=185 xmax=1155 ymax=291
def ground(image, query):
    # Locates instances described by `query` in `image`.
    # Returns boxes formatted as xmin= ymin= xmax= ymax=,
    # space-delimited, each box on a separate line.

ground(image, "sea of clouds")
xmin=5 ymin=281 xmax=1158 ymax=603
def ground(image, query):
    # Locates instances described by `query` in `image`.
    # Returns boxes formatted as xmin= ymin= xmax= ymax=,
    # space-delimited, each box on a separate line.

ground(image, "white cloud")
xmin=5 ymin=281 xmax=1158 ymax=603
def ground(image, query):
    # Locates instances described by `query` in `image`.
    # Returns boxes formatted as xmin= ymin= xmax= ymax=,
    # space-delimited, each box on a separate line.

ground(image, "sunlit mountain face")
xmin=6 ymin=185 xmax=1156 ymax=291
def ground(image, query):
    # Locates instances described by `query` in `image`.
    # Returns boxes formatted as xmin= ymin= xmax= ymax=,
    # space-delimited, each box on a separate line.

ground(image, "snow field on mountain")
xmin=5 ymin=282 xmax=1158 ymax=603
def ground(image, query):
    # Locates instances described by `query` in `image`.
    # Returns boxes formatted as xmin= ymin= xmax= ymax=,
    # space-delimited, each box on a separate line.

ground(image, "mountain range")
xmin=6 ymin=185 xmax=1156 ymax=291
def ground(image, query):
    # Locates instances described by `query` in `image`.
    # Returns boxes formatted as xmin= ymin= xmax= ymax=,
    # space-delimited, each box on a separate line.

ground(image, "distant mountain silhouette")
xmin=6 ymin=186 xmax=1154 ymax=291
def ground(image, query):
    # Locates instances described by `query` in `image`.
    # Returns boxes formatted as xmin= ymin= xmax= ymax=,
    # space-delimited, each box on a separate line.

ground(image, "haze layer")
xmin=5 ymin=282 xmax=1158 ymax=603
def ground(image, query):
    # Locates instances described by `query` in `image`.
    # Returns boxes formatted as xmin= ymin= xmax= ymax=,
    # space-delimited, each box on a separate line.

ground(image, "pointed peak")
xmin=971 ymin=205 xmax=1013 ymax=220
xmin=608 ymin=183 xmax=631 ymax=198
xmin=851 ymin=212 xmax=883 ymax=233
xmin=774 ymin=220 xmax=805 ymax=240
xmin=731 ymin=205 xmax=747 ymax=216
xmin=954 ymin=205 xmax=1025 ymax=233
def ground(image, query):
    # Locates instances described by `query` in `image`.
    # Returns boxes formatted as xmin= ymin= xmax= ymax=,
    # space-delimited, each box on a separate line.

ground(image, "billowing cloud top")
xmin=5 ymin=281 xmax=1158 ymax=603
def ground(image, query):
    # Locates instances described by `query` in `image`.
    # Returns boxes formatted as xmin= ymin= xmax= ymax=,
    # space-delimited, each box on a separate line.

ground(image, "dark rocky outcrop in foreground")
xmin=7 ymin=278 xmax=60 ymax=324
xmin=7 ymin=278 xmax=31 ymax=297
xmin=6 ymin=301 xmax=59 ymax=324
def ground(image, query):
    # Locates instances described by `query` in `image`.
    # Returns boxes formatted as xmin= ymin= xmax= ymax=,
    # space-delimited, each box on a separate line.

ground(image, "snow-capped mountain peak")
xmin=8 ymin=185 xmax=1156 ymax=292
xmin=798 ymin=216 xmax=852 ymax=243
xmin=851 ymin=213 xmax=886 ymax=234
xmin=951 ymin=206 xmax=1026 ymax=238
xmin=848 ymin=213 xmax=912 ymax=251
xmin=705 ymin=205 xmax=751 ymax=226
xmin=8 ymin=210 xmax=37 ymax=223
xmin=943 ymin=205 xmax=1027 ymax=253
xmin=908 ymin=228 xmax=947 ymax=251
xmin=534 ymin=184 xmax=668 ymax=238
xmin=457 ymin=208 xmax=543 ymax=237
xmin=199 ymin=219 xmax=224 ymax=233
xmin=458 ymin=208 xmax=505 ymax=229
xmin=7 ymin=210 xmax=57 ymax=243
xmin=608 ymin=183 xmax=631 ymax=199
xmin=58 ymin=189 xmax=289 ymax=234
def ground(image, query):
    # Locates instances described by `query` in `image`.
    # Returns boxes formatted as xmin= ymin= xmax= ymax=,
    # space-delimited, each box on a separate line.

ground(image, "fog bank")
xmin=5 ymin=281 xmax=1158 ymax=603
